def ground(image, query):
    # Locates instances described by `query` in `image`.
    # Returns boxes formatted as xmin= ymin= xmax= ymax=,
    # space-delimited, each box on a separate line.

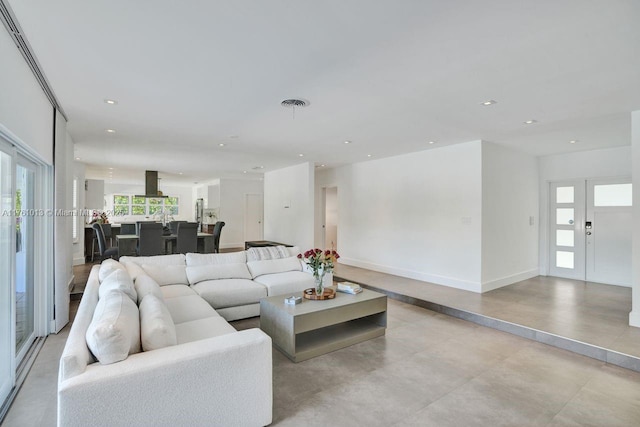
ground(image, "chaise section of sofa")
xmin=58 ymin=262 xmax=272 ymax=427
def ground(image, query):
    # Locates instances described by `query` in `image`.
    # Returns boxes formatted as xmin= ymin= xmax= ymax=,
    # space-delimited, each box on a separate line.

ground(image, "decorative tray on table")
xmin=303 ymin=288 xmax=336 ymax=300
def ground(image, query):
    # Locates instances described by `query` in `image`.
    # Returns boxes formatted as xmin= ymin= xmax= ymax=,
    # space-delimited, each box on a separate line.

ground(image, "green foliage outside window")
xmin=114 ymin=194 xmax=179 ymax=215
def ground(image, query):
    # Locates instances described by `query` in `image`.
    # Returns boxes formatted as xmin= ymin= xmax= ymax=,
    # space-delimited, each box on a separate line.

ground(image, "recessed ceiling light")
xmin=104 ymin=99 xmax=118 ymax=105
xmin=243 ymin=170 xmax=247 ymax=174
xmin=481 ymin=100 xmax=497 ymax=106
xmin=367 ymin=154 xmax=372 ymax=157
xmin=219 ymin=143 xmax=225 ymax=147
xmin=105 ymin=129 xmax=116 ymax=133
xmin=569 ymin=140 xmax=577 ymax=144
xmin=298 ymin=154 xmax=304 ymax=157
xmin=75 ymin=157 xmax=81 ymax=160
xmin=108 ymin=167 xmax=113 ymax=170
xmin=320 ymin=164 xmax=325 ymax=167
xmin=344 ymin=140 xmax=351 ymax=144
xmin=428 ymin=141 xmax=436 ymax=144
xmin=178 ymin=172 xmax=183 ymax=175
xmin=524 ymin=120 xmax=538 ymax=125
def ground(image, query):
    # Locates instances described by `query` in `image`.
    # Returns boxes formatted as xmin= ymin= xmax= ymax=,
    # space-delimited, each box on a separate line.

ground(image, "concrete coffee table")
xmin=259 ymin=288 xmax=387 ymax=362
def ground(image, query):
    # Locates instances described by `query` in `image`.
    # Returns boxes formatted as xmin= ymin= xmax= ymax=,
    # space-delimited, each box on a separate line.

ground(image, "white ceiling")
xmin=8 ymin=0 xmax=640 ymax=185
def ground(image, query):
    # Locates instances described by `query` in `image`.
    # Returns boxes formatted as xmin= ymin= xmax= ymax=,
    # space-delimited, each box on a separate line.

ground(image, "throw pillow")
xmin=134 ymin=274 xmax=164 ymax=305
xmin=86 ymin=290 xmax=141 ymax=364
xmin=246 ymin=256 xmax=303 ymax=278
xmin=99 ymin=269 xmax=137 ymax=303
xmin=139 ymin=294 xmax=177 ymax=352
xmin=246 ymin=245 xmax=290 ymax=261
xmin=98 ymin=259 xmax=126 ymax=282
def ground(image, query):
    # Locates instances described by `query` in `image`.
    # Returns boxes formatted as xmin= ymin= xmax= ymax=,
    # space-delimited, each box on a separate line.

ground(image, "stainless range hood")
xmin=135 ymin=170 xmax=168 ymax=198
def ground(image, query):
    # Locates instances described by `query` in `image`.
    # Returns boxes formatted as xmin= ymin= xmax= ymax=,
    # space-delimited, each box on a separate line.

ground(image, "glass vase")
xmin=314 ymin=273 xmax=325 ymax=296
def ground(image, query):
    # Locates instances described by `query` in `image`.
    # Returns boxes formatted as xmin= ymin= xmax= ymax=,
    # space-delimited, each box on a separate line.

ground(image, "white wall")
xmin=264 ymin=163 xmax=315 ymax=250
xmin=630 ymin=112 xmax=640 ymax=327
xmin=481 ymin=142 xmax=539 ymax=291
xmin=207 ymin=184 xmax=220 ymax=208
xmin=538 ymin=146 xmax=632 ymax=275
xmin=103 ymin=183 xmax=194 ymax=223
xmin=218 ymin=178 xmax=263 ymax=248
xmin=0 ymin=24 xmax=53 ymax=164
xmin=316 ymin=142 xmax=483 ymax=291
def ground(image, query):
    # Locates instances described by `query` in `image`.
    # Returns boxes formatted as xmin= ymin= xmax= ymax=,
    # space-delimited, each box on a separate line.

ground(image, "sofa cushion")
xmin=120 ymin=254 xmax=186 ymax=266
xmin=98 ymin=259 xmax=126 ymax=282
xmin=186 ymin=251 xmax=247 ymax=266
xmin=174 ymin=317 xmax=236 ymax=344
xmin=246 ymin=245 xmax=290 ymax=261
xmin=252 ymin=271 xmax=316 ymax=296
xmin=186 ymin=264 xmax=252 ymax=284
xmin=160 ymin=284 xmax=198 ymax=299
xmin=191 ymin=279 xmax=267 ymax=309
xmin=140 ymin=264 xmax=189 ymax=286
xmin=139 ymin=294 xmax=177 ymax=351
xmin=246 ymin=256 xmax=302 ymax=279
xmin=98 ymin=269 xmax=137 ymax=303
xmin=163 ymin=295 xmax=219 ymax=324
xmin=85 ymin=290 xmax=141 ymax=364
xmin=134 ymin=274 xmax=164 ymax=305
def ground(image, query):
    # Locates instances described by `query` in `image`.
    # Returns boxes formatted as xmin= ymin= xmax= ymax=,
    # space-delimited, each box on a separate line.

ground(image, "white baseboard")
xmin=481 ymin=269 xmax=539 ymax=292
xmin=73 ymin=256 xmax=85 ymax=266
xmin=338 ymin=257 xmax=482 ymax=293
xmin=67 ymin=275 xmax=75 ymax=292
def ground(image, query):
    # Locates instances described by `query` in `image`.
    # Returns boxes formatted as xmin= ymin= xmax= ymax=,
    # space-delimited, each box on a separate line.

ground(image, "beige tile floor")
xmin=334 ymin=264 xmax=640 ymax=359
xmin=4 ymin=270 xmax=640 ymax=426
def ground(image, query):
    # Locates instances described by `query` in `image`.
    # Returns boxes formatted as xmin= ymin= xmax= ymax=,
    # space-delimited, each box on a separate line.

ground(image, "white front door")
xmin=549 ymin=181 xmax=586 ymax=280
xmin=549 ymin=178 xmax=632 ymax=286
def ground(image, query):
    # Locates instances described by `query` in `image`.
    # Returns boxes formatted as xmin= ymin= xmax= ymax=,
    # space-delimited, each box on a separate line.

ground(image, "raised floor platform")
xmin=333 ymin=264 xmax=640 ymax=372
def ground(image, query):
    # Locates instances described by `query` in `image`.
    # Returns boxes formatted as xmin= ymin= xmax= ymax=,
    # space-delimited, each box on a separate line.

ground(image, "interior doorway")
xmin=244 ymin=193 xmax=263 ymax=242
xmin=549 ymin=178 xmax=632 ymax=286
xmin=323 ymin=187 xmax=338 ymax=251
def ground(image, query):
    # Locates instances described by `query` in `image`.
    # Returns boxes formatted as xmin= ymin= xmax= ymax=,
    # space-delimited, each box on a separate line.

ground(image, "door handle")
xmin=586 ymin=231 xmax=592 ymax=235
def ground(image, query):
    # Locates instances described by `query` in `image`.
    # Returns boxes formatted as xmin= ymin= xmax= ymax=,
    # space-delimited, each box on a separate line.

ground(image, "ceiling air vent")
xmin=281 ymin=99 xmax=309 ymax=108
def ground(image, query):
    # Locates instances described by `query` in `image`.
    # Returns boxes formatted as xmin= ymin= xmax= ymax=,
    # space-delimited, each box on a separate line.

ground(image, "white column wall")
xmin=72 ymin=162 xmax=86 ymax=265
xmin=316 ymin=142 xmax=483 ymax=292
xmin=53 ymin=113 xmax=73 ymax=332
xmin=630 ymin=111 xmax=640 ymax=327
xmin=264 ymin=162 xmax=315 ymax=250
xmin=481 ymin=142 xmax=539 ymax=291
xmin=537 ymin=146 xmax=632 ymax=275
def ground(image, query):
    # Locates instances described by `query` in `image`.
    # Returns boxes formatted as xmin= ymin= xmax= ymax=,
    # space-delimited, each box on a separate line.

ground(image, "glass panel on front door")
xmin=556 ymin=208 xmax=574 ymax=225
xmin=556 ymin=186 xmax=574 ymax=203
xmin=556 ymin=230 xmax=574 ymax=247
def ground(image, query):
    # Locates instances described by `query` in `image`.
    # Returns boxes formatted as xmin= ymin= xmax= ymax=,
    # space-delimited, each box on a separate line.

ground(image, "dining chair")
xmin=136 ymin=220 xmax=156 ymax=235
xmin=175 ymin=222 xmax=198 ymax=254
xmin=92 ymin=223 xmax=119 ymax=261
xmin=212 ymin=221 xmax=225 ymax=253
xmin=120 ymin=223 xmax=136 ymax=235
xmin=137 ymin=223 xmax=165 ymax=256
xmin=169 ymin=220 xmax=187 ymax=235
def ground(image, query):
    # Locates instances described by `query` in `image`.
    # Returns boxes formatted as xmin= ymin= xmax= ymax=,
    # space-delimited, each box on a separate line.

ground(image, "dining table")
xmin=115 ymin=232 xmax=215 ymax=257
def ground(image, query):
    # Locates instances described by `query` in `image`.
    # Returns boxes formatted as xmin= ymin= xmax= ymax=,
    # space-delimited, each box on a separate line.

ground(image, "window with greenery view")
xmin=114 ymin=195 xmax=179 ymax=216
xmin=113 ymin=195 xmax=130 ymax=216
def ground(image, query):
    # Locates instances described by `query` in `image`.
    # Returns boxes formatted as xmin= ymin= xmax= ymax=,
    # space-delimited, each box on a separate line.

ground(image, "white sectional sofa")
xmin=58 ymin=247 xmax=316 ymax=427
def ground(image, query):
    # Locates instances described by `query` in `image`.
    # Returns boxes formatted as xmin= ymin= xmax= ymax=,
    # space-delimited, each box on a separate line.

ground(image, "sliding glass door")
xmin=15 ymin=159 xmax=36 ymax=362
xmin=0 ymin=148 xmax=13 ymax=406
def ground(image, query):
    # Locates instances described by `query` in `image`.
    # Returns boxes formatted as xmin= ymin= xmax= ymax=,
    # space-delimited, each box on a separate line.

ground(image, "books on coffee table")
xmin=337 ymin=282 xmax=363 ymax=294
